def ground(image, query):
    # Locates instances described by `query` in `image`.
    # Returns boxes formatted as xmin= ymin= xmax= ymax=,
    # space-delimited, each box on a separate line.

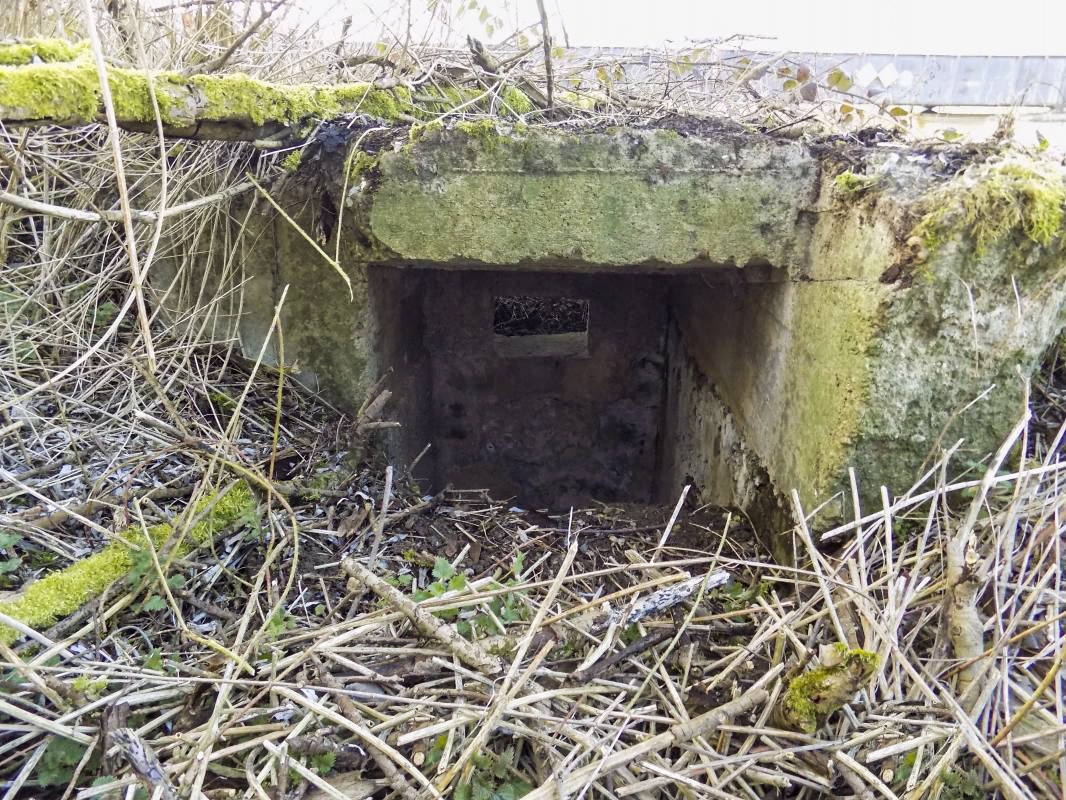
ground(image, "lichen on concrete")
xmin=370 ymin=124 xmax=817 ymax=268
xmin=780 ymin=282 xmax=887 ymax=502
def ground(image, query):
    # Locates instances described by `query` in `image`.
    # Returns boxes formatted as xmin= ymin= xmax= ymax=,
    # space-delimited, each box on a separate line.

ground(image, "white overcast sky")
xmin=320 ymin=0 xmax=1066 ymax=55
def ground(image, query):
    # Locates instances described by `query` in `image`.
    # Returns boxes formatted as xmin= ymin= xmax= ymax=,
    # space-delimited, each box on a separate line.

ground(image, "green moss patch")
xmin=780 ymin=645 xmax=879 ymax=733
xmin=913 ymin=157 xmax=1066 ymax=256
xmin=0 ymin=58 xmax=538 ymax=131
xmin=0 ymin=38 xmax=89 ymax=66
xmin=833 ymin=169 xmax=876 ymax=196
xmin=0 ymin=62 xmax=100 ymax=122
xmin=0 ymin=482 xmax=254 ymax=644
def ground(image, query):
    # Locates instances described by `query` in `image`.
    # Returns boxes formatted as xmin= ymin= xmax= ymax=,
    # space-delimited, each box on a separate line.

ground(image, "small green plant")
xmin=266 ymin=609 xmax=296 ymax=639
xmin=0 ymin=532 xmax=22 ymax=583
xmin=455 ymin=553 xmax=531 ymax=641
xmin=92 ymin=301 xmax=119 ymax=331
xmin=309 ymin=751 xmax=336 ymax=775
xmin=941 ymin=767 xmax=984 ymax=800
xmin=143 ymin=647 xmax=165 ymax=672
xmin=35 ymin=736 xmax=96 ymax=787
xmin=140 ymin=594 xmax=167 ymax=612
xmin=281 ymin=150 xmax=302 ymax=172
xmin=71 ymin=674 xmax=108 ymax=698
xmin=716 ymin=578 xmax=770 ymax=612
xmin=455 ymin=746 xmax=533 ymax=800
xmin=423 ymin=734 xmax=448 ymax=770
xmin=892 ymin=751 xmax=917 ymax=788
xmin=208 ymin=390 xmax=238 ymax=411
xmin=412 ymin=558 xmax=467 ymax=620
xmin=126 ymin=548 xmax=155 ymax=586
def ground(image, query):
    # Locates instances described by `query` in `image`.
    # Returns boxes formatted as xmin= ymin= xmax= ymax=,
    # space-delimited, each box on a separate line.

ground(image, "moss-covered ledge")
xmin=0 ymin=40 xmax=535 ymax=141
xmin=0 ymin=37 xmax=90 ymax=66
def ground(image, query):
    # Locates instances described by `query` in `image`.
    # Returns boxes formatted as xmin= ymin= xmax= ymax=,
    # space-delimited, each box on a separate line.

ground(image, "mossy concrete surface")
xmin=185 ymin=124 xmax=1065 ymax=527
xmin=371 ymin=124 xmax=818 ymax=269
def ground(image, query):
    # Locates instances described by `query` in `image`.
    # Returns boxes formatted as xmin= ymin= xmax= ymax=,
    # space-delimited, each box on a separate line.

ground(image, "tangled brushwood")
xmin=1 ymin=2 xmax=1065 ymax=799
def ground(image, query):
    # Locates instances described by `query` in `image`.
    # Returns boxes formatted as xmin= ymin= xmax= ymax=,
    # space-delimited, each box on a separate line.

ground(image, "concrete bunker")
xmin=168 ymin=123 xmax=1066 ymax=535
xmin=370 ymin=262 xmax=784 ymax=513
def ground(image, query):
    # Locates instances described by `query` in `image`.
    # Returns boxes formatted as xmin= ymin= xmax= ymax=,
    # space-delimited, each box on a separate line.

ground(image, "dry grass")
xmin=0 ymin=3 xmax=1063 ymax=799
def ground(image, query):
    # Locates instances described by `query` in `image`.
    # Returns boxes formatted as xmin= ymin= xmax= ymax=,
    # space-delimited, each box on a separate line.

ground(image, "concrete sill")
xmin=493 ymin=331 xmax=589 ymax=358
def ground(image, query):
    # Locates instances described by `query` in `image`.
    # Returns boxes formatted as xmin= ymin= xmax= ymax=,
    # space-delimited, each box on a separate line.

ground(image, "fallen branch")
xmin=341 ymin=557 xmax=504 ymax=675
xmin=0 ymin=181 xmax=254 ymax=223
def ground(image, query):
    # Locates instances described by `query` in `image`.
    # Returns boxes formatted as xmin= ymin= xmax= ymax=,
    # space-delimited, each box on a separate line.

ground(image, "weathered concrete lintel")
xmin=364 ymin=125 xmax=824 ymax=273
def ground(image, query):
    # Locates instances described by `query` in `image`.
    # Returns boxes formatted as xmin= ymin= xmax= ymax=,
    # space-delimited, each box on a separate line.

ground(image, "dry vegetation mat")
xmin=0 ymin=366 xmax=1063 ymax=800
xmin=1 ymin=2 xmax=1065 ymax=799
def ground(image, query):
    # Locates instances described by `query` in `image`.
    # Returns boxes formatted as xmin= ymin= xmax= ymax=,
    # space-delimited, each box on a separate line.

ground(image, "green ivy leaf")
xmin=827 ymin=68 xmax=853 ymax=91
xmin=0 ymin=531 xmax=20 ymax=549
xmin=0 ymin=556 xmax=21 ymax=574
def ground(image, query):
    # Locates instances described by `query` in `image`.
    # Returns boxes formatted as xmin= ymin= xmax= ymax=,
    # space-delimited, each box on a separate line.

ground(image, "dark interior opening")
xmin=369 ymin=264 xmax=784 ymax=512
xmin=493 ymin=295 xmax=589 ymax=336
